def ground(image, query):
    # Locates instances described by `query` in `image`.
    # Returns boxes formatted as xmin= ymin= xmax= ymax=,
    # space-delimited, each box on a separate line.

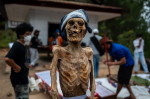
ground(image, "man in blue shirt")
xmin=100 ymin=38 xmax=136 ymax=99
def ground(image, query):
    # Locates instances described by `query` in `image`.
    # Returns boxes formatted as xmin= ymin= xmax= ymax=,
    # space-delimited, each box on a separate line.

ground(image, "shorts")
xmin=14 ymin=84 xmax=29 ymax=99
xmin=118 ymin=65 xmax=133 ymax=84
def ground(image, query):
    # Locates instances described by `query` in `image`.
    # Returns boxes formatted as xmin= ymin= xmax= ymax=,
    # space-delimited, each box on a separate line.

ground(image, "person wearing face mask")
xmin=5 ymin=22 xmax=33 ymax=99
xmin=29 ymin=30 xmax=41 ymax=67
xmin=24 ymin=33 xmax=32 ymax=64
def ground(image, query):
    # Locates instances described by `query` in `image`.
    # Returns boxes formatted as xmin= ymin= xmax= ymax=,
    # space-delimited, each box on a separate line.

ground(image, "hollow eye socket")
xmin=78 ymin=21 xmax=84 ymax=26
xmin=68 ymin=20 xmax=74 ymax=26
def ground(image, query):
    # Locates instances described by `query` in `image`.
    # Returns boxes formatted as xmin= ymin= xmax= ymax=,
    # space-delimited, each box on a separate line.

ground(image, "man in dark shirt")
xmin=5 ymin=23 xmax=33 ymax=99
xmin=29 ymin=30 xmax=41 ymax=67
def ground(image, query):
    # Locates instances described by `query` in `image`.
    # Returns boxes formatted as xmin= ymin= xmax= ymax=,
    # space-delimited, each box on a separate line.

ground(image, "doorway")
xmin=48 ymin=23 xmax=60 ymax=38
xmin=47 ymin=23 xmax=60 ymax=57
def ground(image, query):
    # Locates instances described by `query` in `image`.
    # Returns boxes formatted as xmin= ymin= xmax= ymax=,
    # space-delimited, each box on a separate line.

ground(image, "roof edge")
xmin=4 ymin=0 xmax=123 ymax=14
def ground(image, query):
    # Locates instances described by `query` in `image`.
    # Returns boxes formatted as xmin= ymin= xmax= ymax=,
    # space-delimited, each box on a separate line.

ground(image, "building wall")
xmin=29 ymin=9 xmax=98 ymax=45
xmin=83 ymin=15 xmax=98 ymax=45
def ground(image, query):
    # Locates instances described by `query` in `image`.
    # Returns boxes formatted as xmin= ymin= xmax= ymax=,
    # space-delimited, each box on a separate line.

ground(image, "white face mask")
xmin=24 ymin=35 xmax=32 ymax=45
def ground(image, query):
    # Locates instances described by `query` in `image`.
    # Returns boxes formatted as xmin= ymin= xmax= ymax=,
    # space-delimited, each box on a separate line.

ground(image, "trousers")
xmin=93 ymin=54 xmax=100 ymax=77
xmin=30 ymin=48 xmax=39 ymax=66
xmin=134 ymin=52 xmax=149 ymax=73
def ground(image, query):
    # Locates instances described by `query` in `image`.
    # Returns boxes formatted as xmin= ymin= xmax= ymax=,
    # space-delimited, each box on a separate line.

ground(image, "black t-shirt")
xmin=5 ymin=41 xmax=29 ymax=87
xmin=30 ymin=36 xmax=39 ymax=49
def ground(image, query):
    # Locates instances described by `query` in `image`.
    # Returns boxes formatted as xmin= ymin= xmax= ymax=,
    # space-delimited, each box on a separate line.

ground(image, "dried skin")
xmin=58 ymin=47 xmax=91 ymax=97
xmin=50 ymin=46 xmax=95 ymax=98
xmin=50 ymin=18 xmax=95 ymax=99
xmin=65 ymin=18 xmax=86 ymax=42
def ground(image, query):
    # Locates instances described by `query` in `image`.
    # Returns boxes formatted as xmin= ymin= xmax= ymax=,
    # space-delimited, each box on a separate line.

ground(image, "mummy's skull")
xmin=65 ymin=18 xmax=86 ymax=42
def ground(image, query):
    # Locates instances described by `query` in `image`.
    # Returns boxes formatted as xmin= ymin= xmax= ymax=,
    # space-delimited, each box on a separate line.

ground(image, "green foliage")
xmin=0 ymin=29 xmax=17 ymax=48
xmin=117 ymin=30 xmax=136 ymax=54
xmin=98 ymin=0 xmax=150 ymax=58
xmin=142 ymin=33 xmax=150 ymax=58
xmin=0 ymin=21 xmax=5 ymax=29
xmin=131 ymin=76 xmax=150 ymax=87
xmin=98 ymin=22 xmax=111 ymax=38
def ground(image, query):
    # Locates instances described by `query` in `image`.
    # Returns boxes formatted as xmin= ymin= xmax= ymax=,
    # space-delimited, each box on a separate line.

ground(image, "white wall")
xmin=82 ymin=14 xmax=98 ymax=45
xmin=29 ymin=9 xmax=98 ymax=45
xmin=29 ymin=9 xmax=66 ymax=45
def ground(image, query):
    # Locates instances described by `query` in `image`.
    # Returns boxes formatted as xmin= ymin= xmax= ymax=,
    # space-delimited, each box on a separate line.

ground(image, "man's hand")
xmin=13 ymin=66 xmax=21 ymax=73
xmin=103 ymin=57 xmax=114 ymax=64
xmin=103 ymin=60 xmax=107 ymax=64
xmin=139 ymin=38 xmax=142 ymax=42
xmin=137 ymin=38 xmax=142 ymax=48
xmin=106 ymin=62 xmax=114 ymax=66
xmin=5 ymin=58 xmax=21 ymax=73
xmin=103 ymin=60 xmax=114 ymax=66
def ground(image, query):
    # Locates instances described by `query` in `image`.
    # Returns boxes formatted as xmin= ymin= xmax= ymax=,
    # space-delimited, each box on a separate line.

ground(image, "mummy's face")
xmin=65 ymin=18 xmax=86 ymax=42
